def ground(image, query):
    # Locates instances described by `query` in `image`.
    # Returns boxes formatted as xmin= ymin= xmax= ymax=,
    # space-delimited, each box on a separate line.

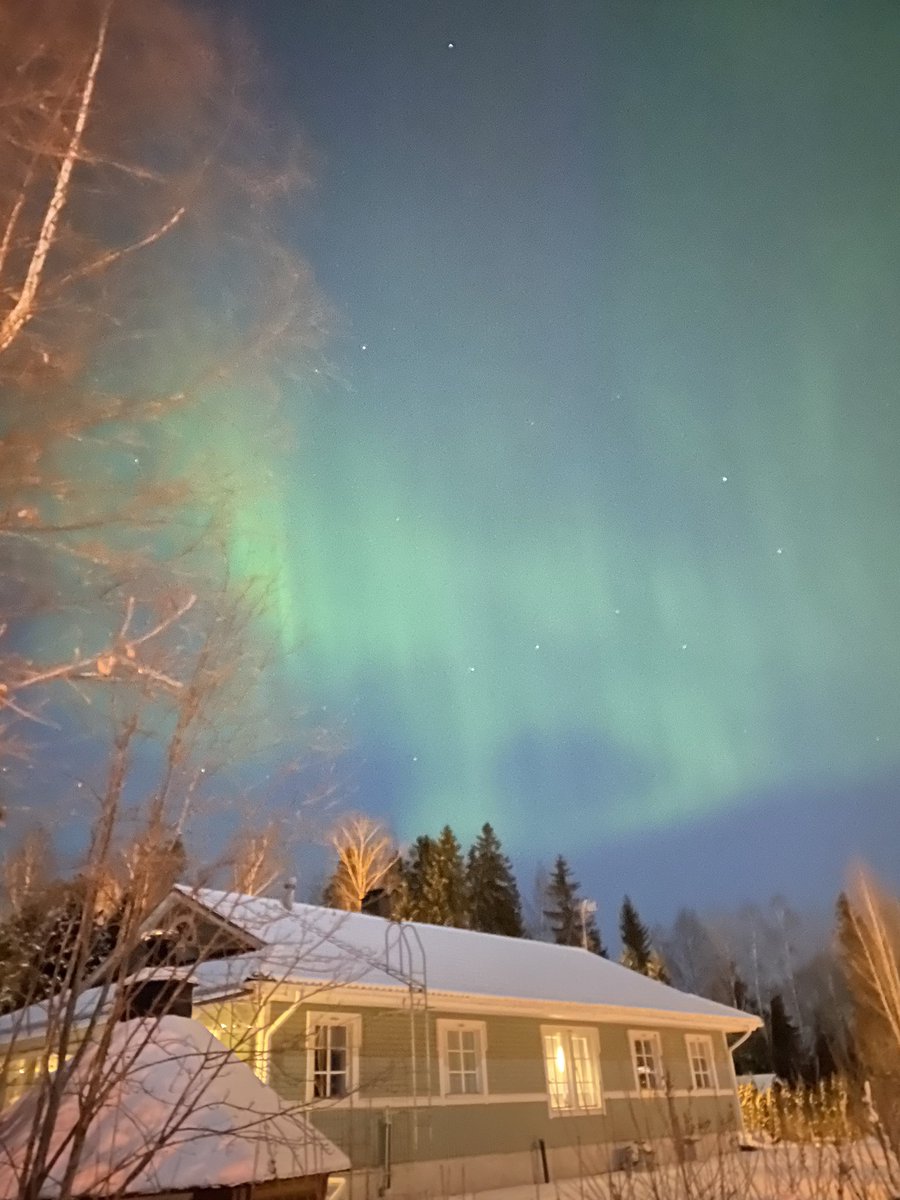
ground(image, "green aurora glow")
xmin=221 ymin=0 xmax=900 ymax=853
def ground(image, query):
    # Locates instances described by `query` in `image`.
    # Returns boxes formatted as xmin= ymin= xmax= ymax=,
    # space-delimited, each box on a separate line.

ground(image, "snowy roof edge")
xmin=172 ymin=885 xmax=761 ymax=1032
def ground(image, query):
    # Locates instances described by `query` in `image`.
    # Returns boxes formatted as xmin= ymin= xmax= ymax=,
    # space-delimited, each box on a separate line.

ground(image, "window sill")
xmin=547 ymin=1104 xmax=605 ymax=1118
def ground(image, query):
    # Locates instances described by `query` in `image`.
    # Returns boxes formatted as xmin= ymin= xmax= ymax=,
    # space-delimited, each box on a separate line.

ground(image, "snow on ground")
xmin=445 ymin=1144 xmax=899 ymax=1200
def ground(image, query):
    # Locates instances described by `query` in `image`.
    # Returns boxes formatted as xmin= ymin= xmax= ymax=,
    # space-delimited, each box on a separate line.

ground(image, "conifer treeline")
xmin=320 ymin=823 xmax=669 ymax=977
xmin=391 ymin=823 xmax=525 ymax=938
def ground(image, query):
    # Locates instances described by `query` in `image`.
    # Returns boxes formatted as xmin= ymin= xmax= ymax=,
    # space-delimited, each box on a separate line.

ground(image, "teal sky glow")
xmin=220 ymin=0 xmax=900 ymax=910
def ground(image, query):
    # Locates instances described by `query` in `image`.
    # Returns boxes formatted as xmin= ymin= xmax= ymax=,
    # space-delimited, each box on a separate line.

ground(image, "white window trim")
xmin=305 ymin=1011 xmax=361 ymax=1103
xmin=540 ymin=1024 xmax=604 ymax=1116
xmin=628 ymin=1029 xmax=665 ymax=1096
xmin=685 ymin=1033 xmax=718 ymax=1093
xmin=436 ymin=1018 xmax=488 ymax=1098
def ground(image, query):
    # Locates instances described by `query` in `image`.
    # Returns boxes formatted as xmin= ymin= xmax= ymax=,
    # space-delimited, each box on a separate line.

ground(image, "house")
xmin=0 ymin=1010 xmax=349 ymax=1200
xmin=1 ymin=886 xmax=761 ymax=1199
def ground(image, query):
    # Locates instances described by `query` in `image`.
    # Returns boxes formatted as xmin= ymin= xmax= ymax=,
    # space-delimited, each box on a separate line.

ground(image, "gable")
xmin=138 ymin=893 xmax=263 ymax=969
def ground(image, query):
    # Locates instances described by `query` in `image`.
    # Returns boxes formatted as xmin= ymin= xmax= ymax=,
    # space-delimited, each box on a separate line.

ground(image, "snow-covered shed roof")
xmin=0 ymin=1016 xmax=349 ymax=1199
xmin=177 ymin=887 xmax=760 ymax=1032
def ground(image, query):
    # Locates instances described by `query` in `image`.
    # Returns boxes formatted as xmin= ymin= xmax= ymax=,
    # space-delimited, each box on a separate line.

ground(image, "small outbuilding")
xmin=0 ymin=1014 xmax=349 ymax=1200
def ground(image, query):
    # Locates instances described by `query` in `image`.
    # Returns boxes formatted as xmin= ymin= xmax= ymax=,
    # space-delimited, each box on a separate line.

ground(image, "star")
xmin=447 ymin=42 xmax=454 ymax=49
xmin=721 ymin=475 xmax=728 ymax=483
xmin=776 ymin=547 xmax=783 ymax=555
xmin=681 ymin=643 xmax=688 ymax=650
xmin=534 ymin=643 xmax=540 ymax=650
xmin=468 ymin=665 xmax=476 ymax=672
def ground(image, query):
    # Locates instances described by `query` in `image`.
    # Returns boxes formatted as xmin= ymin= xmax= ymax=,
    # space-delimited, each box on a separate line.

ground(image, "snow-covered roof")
xmin=0 ymin=954 xmax=258 ymax=1044
xmin=0 ymin=1016 xmax=349 ymax=1199
xmin=178 ymin=887 xmax=759 ymax=1030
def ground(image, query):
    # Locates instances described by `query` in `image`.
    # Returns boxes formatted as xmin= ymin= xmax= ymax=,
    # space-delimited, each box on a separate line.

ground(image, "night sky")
xmin=221 ymin=1 xmax=899 ymax=919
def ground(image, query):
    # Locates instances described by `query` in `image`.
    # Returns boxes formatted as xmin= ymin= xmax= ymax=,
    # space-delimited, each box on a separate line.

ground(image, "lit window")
xmin=686 ymin=1035 xmax=717 ymax=1091
xmin=541 ymin=1026 xmax=602 ymax=1112
xmin=306 ymin=1013 xmax=360 ymax=1101
xmin=437 ymin=1020 xmax=487 ymax=1096
xmin=629 ymin=1031 xmax=664 ymax=1093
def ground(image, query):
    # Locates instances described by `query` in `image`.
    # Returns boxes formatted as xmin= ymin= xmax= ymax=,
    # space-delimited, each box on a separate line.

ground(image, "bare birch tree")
xmin=0 ymin=0 xmax=328 ymax=811
xmin=228 ymin=821 xmax=290 ymax=897
xmin=838 ymin=868 xmax=900 ymax=1159
xmin=322 ymin=814 xmax=399 ymax=912
xmin=0 ymin=5 xmax=342 ymax=1185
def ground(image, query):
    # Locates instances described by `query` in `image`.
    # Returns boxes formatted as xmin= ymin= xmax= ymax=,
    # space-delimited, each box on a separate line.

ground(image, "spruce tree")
xmin=619 ymin=895 xmax=653 ymax=972
xmin=404 ymin=827 xmax=469 ymax=927
xmin=543 ymin=856 xmax=579 ymax=946
xmin=467 ymin=823 xmax=524 ymax=937
xmin=583 ymin=909 xmax=606 ymax=956
xmin=401 ymin=835 xmax=434 ymax=912
xmin=769 ymin=992 xmax=804 ymax=1083
xmin=543 ymin=856 xmax=606 ymax=953
xmin=618 ymin=896 xmax=668 ymax=978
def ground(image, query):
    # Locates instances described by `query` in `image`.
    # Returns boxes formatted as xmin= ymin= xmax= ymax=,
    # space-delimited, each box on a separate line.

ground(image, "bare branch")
xmin=0 ymin=1 xmax=113 ymax=355
xmin=52 ymin=204 xmax=187 ymax=292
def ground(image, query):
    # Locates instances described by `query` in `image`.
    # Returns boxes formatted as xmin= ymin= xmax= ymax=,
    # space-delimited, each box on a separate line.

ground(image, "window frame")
xmin=540 ymin=1024 xmax=604 ymax=1115
xmin=436 ymin=1018 xmax=488 ymax=1098
xmin=628 ymin=1029 xmax=665 ymax=1096
xmin=305 ymin=1011 xmax=361 ymax=1103
xmin=685 ymin=1033 xmax=718 ymax=1093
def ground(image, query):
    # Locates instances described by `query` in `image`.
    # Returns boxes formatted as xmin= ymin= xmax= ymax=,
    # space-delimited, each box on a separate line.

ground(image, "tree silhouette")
xmin=620 ymin=896 xmax=668 ymax=981
xmin=769 ymin=992 xmax=804 ymax=1083
xmin=403 ymin=827 xmax=469 ymax=927
xmin=466 ymin=823 xmax=523 ymax=937
xmin=543 ymin=856 xmax=604 ymax=953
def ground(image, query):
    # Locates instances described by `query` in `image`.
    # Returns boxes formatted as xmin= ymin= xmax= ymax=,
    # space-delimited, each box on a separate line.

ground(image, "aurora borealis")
xmin=225 ymin=0 xmax=900 ymax=911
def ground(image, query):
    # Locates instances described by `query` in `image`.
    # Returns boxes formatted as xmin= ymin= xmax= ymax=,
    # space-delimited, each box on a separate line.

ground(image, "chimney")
xmin=281 ymin=876 xmax=297 ymax=910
